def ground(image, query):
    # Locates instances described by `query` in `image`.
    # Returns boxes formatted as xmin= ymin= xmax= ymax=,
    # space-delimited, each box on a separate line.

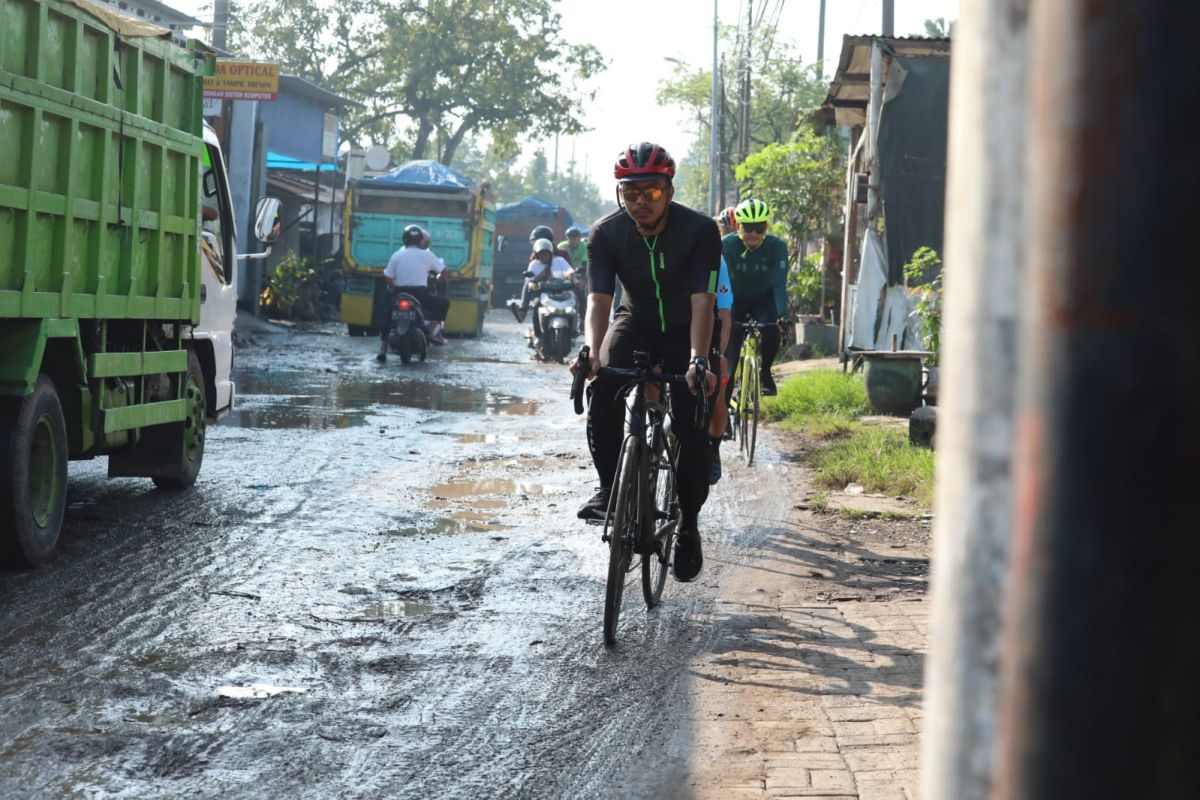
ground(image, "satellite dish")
xmin=365 ymin=144 xmax=390 ymax=171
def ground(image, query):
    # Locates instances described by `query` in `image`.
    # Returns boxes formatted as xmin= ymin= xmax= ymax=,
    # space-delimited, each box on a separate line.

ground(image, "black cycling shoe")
xmin=672 ymin=530 xmax=703 ymax=582
xmin=761 ymin=372 xmax=778 ymax=396
xmin=375 ymin=352 xmax=386 ymax=363
xmin=577 ymin=486 xmax=610 ymax=520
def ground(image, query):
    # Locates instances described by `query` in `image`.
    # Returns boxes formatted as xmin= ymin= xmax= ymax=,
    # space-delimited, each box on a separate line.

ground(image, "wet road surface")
xmin=0 ymin=311 xmax=796 ymax=798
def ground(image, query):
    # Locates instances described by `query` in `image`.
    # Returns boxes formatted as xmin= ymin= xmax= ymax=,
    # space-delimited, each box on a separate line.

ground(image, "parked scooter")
xmin=525 ymin=273 xmax=579 ymax=363
xmin=387 ymin=291 xmax=428 ymax=364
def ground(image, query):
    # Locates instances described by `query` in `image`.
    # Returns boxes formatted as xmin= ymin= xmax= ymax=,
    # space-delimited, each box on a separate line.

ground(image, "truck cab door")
xmin=196 ymin=132 xmax=238 ymax=416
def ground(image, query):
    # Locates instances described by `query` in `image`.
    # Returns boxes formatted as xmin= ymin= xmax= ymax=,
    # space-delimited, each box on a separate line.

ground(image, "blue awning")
xmin=267 ymin=151 xmax=338 ymax=172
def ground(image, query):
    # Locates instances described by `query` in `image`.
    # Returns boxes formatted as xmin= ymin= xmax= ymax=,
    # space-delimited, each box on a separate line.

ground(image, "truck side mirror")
xmin=254 ymin=197 xmax=282 ymax=244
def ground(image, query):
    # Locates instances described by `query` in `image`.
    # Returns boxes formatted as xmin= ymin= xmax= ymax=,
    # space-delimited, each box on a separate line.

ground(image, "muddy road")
xmin=0 ymin=311 xmax=798 ymax=798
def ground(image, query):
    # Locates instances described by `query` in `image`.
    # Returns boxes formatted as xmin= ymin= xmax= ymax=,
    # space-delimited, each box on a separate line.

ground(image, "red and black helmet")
xmin=613 ymin=142 xmax=676 ymax=181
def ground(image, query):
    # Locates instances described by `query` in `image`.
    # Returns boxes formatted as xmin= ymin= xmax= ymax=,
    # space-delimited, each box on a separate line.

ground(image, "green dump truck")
xmin=341 ymin=161 xmax=495 ymax=337
xmin=0 ymin=0 xmax=277 ymax=565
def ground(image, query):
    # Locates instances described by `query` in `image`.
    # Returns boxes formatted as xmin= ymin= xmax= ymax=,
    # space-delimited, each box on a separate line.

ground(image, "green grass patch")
xmin=762 ymin=370 xmax=871 ymax=437
xmin=811 ymin=427 xmax=935 ymax=508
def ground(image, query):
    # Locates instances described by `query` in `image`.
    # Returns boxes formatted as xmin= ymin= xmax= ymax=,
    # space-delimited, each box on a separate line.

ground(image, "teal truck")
xmin=341 ymin=161 xmax=495 ymax=337
xmin=0 ymin=0 xmax=277 ymax=565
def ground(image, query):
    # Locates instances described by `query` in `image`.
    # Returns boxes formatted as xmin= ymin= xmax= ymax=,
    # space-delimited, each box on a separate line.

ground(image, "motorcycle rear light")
xmin=397 ymin=298 xmax=412 ymax=310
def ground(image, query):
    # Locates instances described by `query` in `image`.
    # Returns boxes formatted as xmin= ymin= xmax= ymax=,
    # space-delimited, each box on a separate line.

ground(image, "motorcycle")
xmin=387 ymin=291 xmax=428 ymax=364
xmin=525 ymin=275 xmax=579 ymax=363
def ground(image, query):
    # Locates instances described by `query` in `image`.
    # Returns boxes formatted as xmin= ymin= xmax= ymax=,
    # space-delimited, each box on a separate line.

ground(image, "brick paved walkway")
xmin=682 ymin=512 xmax=929 ymax=799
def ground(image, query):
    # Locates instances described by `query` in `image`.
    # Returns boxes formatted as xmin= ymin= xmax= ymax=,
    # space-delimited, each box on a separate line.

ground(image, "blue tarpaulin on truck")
xmin=362 ymin=160 xmax=474 ymax=192
xmin=496 ymin=197 xmax=574 ymax=227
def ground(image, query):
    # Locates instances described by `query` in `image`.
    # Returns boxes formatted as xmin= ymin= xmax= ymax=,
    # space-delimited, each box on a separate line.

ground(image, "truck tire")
xmin=0 ymin=376 xmax=69 ymax=567
xmin=152 ymin=353 xmax=207 ymax=490
xmin=348 ymin=324 xmax=369 ymax=337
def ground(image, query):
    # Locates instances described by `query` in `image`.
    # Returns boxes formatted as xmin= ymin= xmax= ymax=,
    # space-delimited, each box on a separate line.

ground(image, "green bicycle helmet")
xmin=734 ymin=198 xmax=771 ymax=224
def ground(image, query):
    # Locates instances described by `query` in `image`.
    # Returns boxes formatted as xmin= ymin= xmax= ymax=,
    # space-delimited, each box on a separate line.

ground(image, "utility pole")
xmin=817 ymin=0 xmax=827 ymax=69
xmin=919 ymin=1 xmax=1028 ymax=797
xmin=996 ymin=0 xmax=1200 ymax=792
xmin=709 ymin=0 xmax=719 ymax=214
xmin=737 ymin=0 xmax=753 ymax=174
xmin=882 ymin=0 xmax=894 ymax=36
xmin=212 ymin=0 xmax=229 ymax=51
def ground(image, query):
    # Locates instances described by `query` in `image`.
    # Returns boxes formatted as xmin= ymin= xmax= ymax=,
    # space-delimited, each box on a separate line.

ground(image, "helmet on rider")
xmin=613 ymin=142 xmax=676 ymax=182
xmin=734 ymin=198 xmax=771 ymax=224
xmin=532 ymin=238 xmax=555 ymax=255
xmin=565 ymin=225 xmax=583 ymax=238
xmin=401 ymin=224 xmax=426 ymax=247
xmin=718 ymin=206 xmax=738 ymax=231
xmin=529 ymin=225 xmax=555 ymax=243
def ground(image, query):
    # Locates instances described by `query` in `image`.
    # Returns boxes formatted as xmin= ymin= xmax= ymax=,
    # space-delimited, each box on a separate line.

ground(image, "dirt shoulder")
xmin=681 ymin=427 xmax=931 ymax=799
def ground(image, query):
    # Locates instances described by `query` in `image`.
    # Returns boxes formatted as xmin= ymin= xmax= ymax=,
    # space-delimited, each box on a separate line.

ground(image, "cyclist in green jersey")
xmin=722 ymin=198 xmax=789 ymax=396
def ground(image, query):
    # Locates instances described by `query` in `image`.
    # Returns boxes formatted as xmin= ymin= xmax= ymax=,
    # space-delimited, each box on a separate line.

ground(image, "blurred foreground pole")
xmin=997 ymin=1 xmax=1200 ymax=798
xmin=920 ymin=1 xmax=1028 ymax=797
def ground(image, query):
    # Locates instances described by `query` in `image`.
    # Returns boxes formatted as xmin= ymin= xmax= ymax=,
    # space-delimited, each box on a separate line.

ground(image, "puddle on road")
xmin=455 ymin=433 xmax=521 ymax=444
xmin=386 ymin=513 xmax=502 ymax=536
xmin=429 ymin=478 xmax=559 ymax=498
xmin=355 ymin=601 xmax=445 ymax=619
xmin=228 ymin=366 xmax=539 ymax=429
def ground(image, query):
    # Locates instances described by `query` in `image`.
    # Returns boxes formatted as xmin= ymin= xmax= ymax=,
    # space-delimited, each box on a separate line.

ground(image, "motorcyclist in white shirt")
xmin=508 ymin=238 xmax=574 ymax=323
xmin=376 ymin=225 xmax=451 ymax=361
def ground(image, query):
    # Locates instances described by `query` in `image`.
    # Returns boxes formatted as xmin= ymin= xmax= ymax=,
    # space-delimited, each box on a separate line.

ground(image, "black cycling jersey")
xmin=587 ymin=202 xmax=721 ymax=334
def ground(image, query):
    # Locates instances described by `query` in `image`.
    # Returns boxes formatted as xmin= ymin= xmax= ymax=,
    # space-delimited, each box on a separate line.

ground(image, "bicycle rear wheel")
xmin=642 ymin=435 xmax=679 ymax=608
xmin=604 ymin=436 xmax=640 ymax=646
xmin=746 ymin=357 xmax=760 ymax=466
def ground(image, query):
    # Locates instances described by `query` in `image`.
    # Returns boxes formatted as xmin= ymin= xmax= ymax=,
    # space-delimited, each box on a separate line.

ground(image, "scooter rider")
xmin=571 ymin=141 xmax=721 ymax=583
xmin=376 ymin=224 xmax=451 ymax=362
xmin=529 ymin=225 xmax=573 ymax=264
xmin=509 ymin=238 xmax=574 ymax=325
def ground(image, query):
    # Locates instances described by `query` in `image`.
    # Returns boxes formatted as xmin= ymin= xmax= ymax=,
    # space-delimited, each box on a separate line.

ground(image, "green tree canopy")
xmin=656 ymin=33 xmax=827 ymax=212
xmin=452 ymin=139 xmax=614 ymax=224
xmin=237 ymin=0 xmax=605 ymax=166
xmin=734 ymin=127 xmax=844 ymax=260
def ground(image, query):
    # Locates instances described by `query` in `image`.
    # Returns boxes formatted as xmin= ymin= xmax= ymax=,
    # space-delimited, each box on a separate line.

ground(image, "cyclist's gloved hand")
xmin=570 ymin=349 xmax=599 ymax=380
xmin=777 ymin=316 xmax=791 ymax=337
xmin=686 ymin=357 xmax=713 ymax=396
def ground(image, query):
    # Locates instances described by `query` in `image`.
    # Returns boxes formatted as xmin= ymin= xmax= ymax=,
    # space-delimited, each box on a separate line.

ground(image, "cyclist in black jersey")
xmin=570 ymin=142 xmax=721 ymax=583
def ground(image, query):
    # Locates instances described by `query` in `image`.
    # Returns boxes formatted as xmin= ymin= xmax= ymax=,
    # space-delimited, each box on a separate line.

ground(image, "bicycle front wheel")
xmin=642 ymin=436 xmax=679 ymax=608
xmin=746 ymin=357 xmax=760 ymax=466
xmin=604 ymin=436 xmax=640 ymax=646
xmin=737 ymin=353 xmax=752 ymax=461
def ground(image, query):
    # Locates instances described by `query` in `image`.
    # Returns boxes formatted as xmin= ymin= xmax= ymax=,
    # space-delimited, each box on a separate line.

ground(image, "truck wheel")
xmin=0 ymin=376 xmax=68 ymax=566
xmin=152 ymin=353 xmax=206 ymax=490
xmin=348 ymin=324 xmax=368 ymax=337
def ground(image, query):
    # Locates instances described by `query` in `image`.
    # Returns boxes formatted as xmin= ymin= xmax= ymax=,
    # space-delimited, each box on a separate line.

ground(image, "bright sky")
xmin=174 ymin=0 xmax=960 ymax=190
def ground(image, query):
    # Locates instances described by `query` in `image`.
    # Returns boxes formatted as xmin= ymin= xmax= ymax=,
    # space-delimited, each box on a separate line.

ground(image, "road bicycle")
xmin=728 ymin=319 xmax=774 ymax=467
xmin=570 ymin=346 xmax=708 ymax=646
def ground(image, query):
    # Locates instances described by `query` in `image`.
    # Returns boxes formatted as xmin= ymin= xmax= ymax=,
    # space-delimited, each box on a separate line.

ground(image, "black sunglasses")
xmin=740 ymin=222 xmax=767 ymax=234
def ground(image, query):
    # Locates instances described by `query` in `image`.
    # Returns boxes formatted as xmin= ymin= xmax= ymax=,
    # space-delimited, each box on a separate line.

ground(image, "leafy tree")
xmin=735 ymin=127 xmax=844 ymax=260
xmin=924 ymin=17 xmax=955 ymax=37
xmin=656 ymin=34 xmax=827 ymax=211
xmin=237 ymin=0 xmax=605 ymax=166
xmin=451 ymin=139 xmax=614 ymax=224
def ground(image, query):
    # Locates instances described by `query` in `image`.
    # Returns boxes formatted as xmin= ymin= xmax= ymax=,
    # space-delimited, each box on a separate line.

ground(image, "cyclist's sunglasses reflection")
xmin=620 ymin=185 xmax=667 ymax=203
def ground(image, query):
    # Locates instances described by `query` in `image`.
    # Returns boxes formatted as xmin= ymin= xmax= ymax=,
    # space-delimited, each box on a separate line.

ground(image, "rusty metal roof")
xmin=821 ymin=35 xmax=951 ymax=127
